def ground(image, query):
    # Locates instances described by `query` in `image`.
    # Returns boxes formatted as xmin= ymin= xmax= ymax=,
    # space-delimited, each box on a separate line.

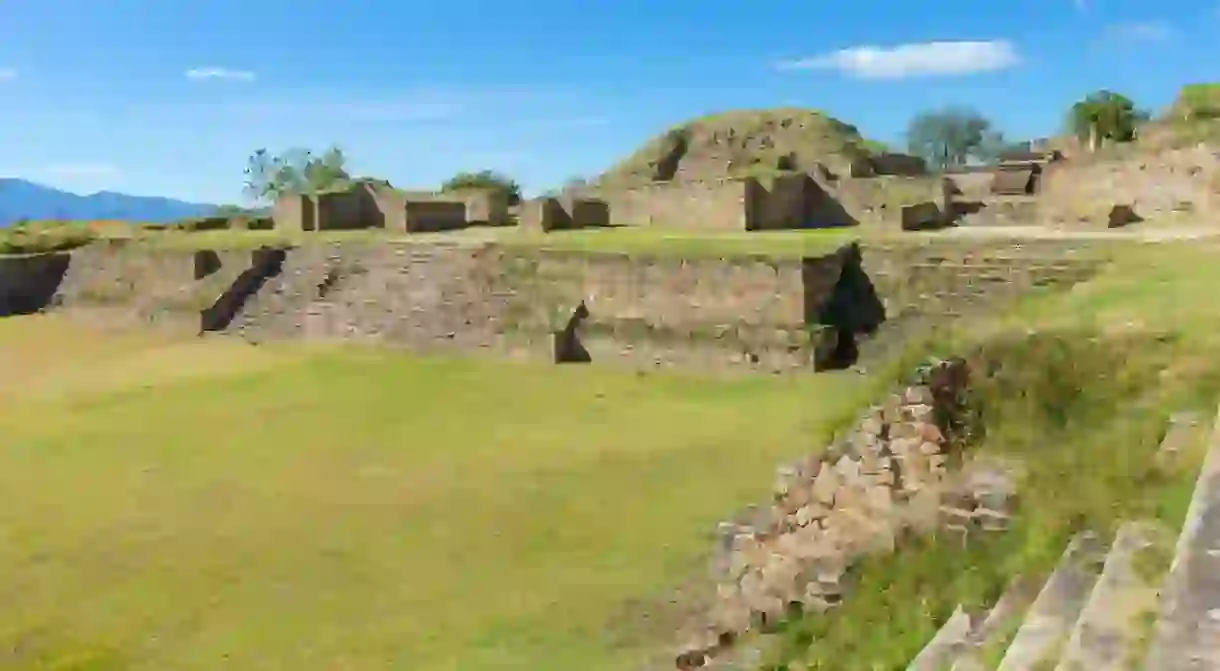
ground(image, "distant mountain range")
xmin=0 ymin=178 xmax=222 ymax=226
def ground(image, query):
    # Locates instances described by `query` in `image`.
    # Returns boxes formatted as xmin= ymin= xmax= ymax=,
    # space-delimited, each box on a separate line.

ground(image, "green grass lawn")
xmin=4 ymin=241 xmax=1220 ymax=670
xmin=0 ymin=317 xmax=875 ymax=671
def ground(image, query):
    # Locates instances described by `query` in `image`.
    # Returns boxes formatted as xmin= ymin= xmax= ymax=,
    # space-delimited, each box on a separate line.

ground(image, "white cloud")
xmin=0 ymin=68 xmax=17 ymax=81
xmin=774 ymin=40 xmax=1020 ymax=79
xmin=185 ymin=67 xmax=256 ymax=82
xmin=1102 ymin=21 xmax=1174 ymax=42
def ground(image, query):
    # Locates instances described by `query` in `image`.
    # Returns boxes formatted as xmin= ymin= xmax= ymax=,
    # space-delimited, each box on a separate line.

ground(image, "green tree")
xmin=242 ymin=145 xmax=350 ymax=203
xmin=905 ymin=107 xmax=1005 ymax=171
xmin=1067 ymin=91 xmax=1147 ymax=151
xmin=440 ymin=170 xmax=522 ymax=205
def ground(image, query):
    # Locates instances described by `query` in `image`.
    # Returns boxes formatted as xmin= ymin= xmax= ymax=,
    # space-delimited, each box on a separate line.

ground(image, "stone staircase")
xmin=906 ymin=409 xmax=1220 ymax=670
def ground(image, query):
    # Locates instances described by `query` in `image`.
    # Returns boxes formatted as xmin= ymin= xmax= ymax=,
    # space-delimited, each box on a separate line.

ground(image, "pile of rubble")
xmin=675 ymin=357 xmax=1018 ymax=669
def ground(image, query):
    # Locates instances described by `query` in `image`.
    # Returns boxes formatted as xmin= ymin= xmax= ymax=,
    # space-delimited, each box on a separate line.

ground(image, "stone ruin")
xmin=673 ymin=357 xmax=1017 ymax=669
xmin=271 ymin=181 xmax=510 ymax=233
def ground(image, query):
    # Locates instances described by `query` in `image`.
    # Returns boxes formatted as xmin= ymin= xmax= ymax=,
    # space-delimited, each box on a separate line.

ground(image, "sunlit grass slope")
xmin=0 ymin=316 xmax=872 ymax=670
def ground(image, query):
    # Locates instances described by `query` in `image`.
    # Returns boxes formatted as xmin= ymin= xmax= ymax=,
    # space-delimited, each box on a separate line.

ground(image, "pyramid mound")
xmin=596 ymin=108 xmax=887 ymax=186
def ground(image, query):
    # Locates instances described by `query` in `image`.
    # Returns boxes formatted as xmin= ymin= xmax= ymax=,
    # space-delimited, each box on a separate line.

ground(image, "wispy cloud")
xmin=0 ymin=68 xmax=17 ymax=81
xmin=1101 ymin=21 xmax=1174 ymax=42
xmin=185 ymin=67 xmax=256 ymax=82
xmin=774 ymin=40 xmax=1020 ymax=80
xmin=1074 ymin=0 xmax=1088 ymax=12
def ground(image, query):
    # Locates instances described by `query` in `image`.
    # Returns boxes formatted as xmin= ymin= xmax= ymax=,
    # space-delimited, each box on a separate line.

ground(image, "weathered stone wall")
xmin=833 ymin=175 xmax=952 ymax=228
xmin=46 ymin=243 xmax=265 ymax=332
xmin=855 ymin=239 xmax=1105 ymax=361
xmin=587 ymin=179 xmax=755 ymax=229
xmin=404 ymin=201 xmax=468 ymax=232
xmin=673 ymin=358 xmax=1013 ymax=668
xmin=3 ymin=238 xmax=1107 ymax=376
xmin=315 ymin=188 xmax=381 ymax=230
xmin=945 ymin=170 xmax=995 ymax=202
xmin=271 ymin=183 xmax=499 ymax=233
xmin=229 ymin=242 xmax=515 ymax=352
xmin=0 ymin=253 xmax=71 ymax=316
xmin=1039 ymin=145 xmax=1220 ymax=227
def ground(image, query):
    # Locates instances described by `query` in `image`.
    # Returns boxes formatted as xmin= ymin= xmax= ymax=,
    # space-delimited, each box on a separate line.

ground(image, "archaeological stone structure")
xmin=671 ymin=358 xmax=1015 ymax=668
xmin=0 ymin=236 xmax=1107 ymax=377
xmin=553 ymin=171 xmax=956 ymax=232
xmin=271 ymin=181 xmax=510 ymax=233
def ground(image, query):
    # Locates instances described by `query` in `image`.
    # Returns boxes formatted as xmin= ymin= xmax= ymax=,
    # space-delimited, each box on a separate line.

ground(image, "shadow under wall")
xmin=553 ymin=301 xmax=592 ymax=364
xmin=800 ymin=175 xmax=860 ymax=229
xmin=807 ymin=243 xmax=886 ymax=370
xmin=0 ymin=253 xmax=71 ymax=317
xmin=199 ymin=247 xmax=287 ymax=332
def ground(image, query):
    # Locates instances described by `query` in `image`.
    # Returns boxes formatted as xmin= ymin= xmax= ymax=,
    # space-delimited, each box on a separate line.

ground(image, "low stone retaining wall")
xmin=673 ymin=358 xmax=1017 ymax=668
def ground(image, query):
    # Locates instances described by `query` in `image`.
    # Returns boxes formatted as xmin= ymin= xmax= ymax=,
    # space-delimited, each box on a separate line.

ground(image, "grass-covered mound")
xmin=596 ymin=108 xmax=887 ymax=186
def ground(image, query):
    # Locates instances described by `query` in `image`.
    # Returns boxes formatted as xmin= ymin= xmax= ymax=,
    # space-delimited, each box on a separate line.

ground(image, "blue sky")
xmin=1 ymin=0 xmax=1218 ymax=204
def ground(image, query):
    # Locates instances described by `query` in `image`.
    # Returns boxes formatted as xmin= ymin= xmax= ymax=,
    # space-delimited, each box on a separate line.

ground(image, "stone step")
xmin=950 ymin=575 xmax=1044 ymax=671
xmin=906 ymin=605 xmax=984 ymax=671
xmin=995 ymin=531 xmax=1109 ymax=670
xmin=1054 ymin=521 xmax=1173 ymax=671
xmin=1142 ymin=406 xmax=1220 ymax=670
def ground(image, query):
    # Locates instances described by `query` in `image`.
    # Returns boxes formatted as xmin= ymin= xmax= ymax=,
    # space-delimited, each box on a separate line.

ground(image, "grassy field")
xmin=4 ymin=239 xmax=1220 ymax=670
xmin=0 ymin=316 xmax=877 ymax=671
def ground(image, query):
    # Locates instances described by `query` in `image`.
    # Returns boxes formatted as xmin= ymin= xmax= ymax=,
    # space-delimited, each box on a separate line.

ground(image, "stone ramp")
xmin=1142 ymin=405 xmax=1220 ymax=670
xmin=1054 ymin=521 xmax=1172 ymax=670
xmin=994 ymin=531 xmax=1108 ymax=670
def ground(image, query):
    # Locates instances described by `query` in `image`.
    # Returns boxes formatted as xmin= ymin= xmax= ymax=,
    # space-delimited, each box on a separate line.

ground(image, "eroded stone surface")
xmin=674 ymin=358 xmax=999 ymax=668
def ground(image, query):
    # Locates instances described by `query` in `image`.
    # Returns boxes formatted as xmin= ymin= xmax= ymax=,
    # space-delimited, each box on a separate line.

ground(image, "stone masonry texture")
xmin=0 ymin=237 xmax=1107 ymax=375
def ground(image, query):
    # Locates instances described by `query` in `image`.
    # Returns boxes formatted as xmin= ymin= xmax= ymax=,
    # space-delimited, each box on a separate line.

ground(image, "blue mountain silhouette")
xmin=0 ymin=178 xmax=221 ymax=226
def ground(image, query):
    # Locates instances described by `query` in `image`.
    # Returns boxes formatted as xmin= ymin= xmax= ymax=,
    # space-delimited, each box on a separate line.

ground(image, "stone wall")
xmin=229 ymin=242 xmax=515 ymax=352
xmin=945 ymin=170 xmax=995 ymax=202
xmin=404 ymin=201 xmax=468 ymax=232
xmin=673 ymin=358 xmax=1014 ymax=668
xmin=3 ymin=237 xmax=1107 ymax=376
xmin=568 ymin=172 xmax=937 ymax=231
xmin=855 ymin=239 xmax=1105 ymax=361
xmin=45 ymin=243 xmax=270 ymax=332
xmin=271 ymin=183 xmax=506 ymax=233
xmin=833 ymin=175 xmax=952 ymax=229
xmin=585 ymin=179 xmax=756 ymax=230
xmin=519 ymin=197 xmax=611 ymax=232
xmin=1038 ymin=145 xmax=1220 ymax=227
xmin=0 ymin=252 xmax=71 ymax=316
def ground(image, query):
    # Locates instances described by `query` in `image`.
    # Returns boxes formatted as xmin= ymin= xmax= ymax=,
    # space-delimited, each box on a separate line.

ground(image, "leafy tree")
xmin=1067 ymin=91 xmax=1147 ymax=151
xmin=242 ymin=145 xmax=350 ymax=203
xmin=905 ymin=107 xmax=1005 ymax=171
xmin=440 ymin=170 xmax=522 ymax=206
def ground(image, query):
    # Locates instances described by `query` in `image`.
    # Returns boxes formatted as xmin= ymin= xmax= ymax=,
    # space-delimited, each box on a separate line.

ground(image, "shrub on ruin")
xmin=440 ymin=170 xmax=522 ymax=206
